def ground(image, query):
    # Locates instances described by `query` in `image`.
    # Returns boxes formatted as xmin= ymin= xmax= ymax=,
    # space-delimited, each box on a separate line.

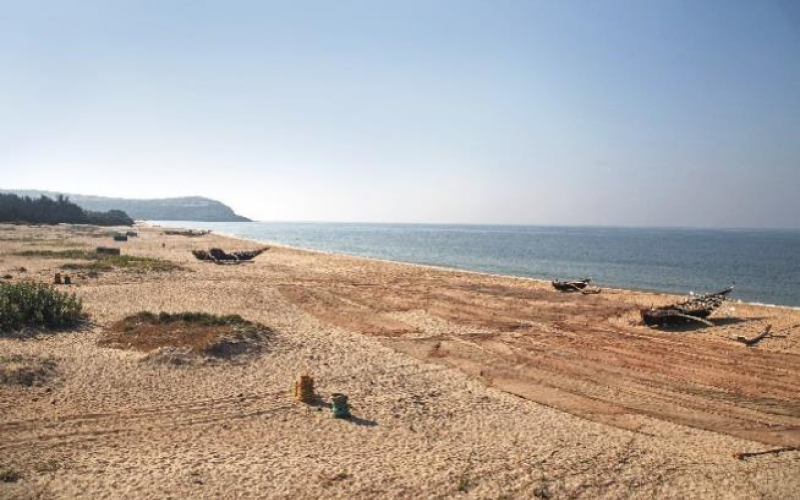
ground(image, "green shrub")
xmin=0 ymin=282 xmax=84 ymax=332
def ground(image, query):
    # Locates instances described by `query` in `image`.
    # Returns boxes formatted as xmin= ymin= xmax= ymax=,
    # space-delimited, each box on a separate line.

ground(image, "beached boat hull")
xmin=641 ymin=287 xmax=734 ymax=327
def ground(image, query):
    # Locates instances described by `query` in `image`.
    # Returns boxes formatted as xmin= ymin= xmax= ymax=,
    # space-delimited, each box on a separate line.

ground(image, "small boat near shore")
xmin=641 ymin=286 xmax=735 ymax=327
xmin=552 ymin=277 xmax=593 ymax=292
xmin=192 ymin=247 xmax=269 ymax=264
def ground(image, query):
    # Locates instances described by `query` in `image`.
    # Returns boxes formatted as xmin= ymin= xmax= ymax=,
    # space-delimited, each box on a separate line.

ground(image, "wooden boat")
xmin=552 ymin=278 xmax=592 ymax=292
xmin=641 ymin=286 xmax=734 ymax=327
xmin=192 ymin=247 xmax=269 ymax=264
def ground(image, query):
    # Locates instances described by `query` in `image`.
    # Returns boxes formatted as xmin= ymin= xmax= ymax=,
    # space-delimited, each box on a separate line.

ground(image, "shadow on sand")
xmin=649 ymin=316 xmax=768 ymax=333
xmin=0 ymin=319 xmax=94 ymax=340
xmin=306 ymin=396 xmax=377 ymax=427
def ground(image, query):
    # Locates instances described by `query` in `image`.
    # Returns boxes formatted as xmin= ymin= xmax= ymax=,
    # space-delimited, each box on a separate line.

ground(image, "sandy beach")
xmin=1 ymin=223 xmax=799 ymax=500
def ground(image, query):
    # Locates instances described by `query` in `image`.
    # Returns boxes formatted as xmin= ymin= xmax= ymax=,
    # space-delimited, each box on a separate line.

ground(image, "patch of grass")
xmin=0 ymin=467 xmax=20 ymax=483
xmin=14 ymin=249 xmax=181 ymax=273
xmin=0 ymin=282 xmax=84 ymax=332
xmin=125 ymin=311 xmax=253 ymax=327
xmin=64 ymin=225 xmax=118 ymax=238
xmin=32 ymin=459 xmax=61 ymax=474
xmin=61 ymin=254 xmax=180 ymax=273
xmin=0 ymin=355 xmax=58 ymax=387
xmin=61 ymin=261 xmax=115 ymax=272
xmin=456 ymin=451 xmax=476 ymax=493
xmin=456 ymin=475 xmax=474 ymax=493
xmin=100 ymin=311 xmax=271 ymax=358
xmin=0 ymin=237 xmax=61 ymax=243
xmin=15 ymin=249 xmax=95 ymax=259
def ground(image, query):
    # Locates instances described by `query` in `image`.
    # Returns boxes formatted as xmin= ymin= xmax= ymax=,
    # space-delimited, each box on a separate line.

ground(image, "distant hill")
xmin=2 ymin=190 xmax=251 ymax=222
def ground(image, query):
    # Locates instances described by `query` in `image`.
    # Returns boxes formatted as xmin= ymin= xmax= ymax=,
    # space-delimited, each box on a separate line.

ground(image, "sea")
xmin=152 ymin=221 xmax=800 ymax=308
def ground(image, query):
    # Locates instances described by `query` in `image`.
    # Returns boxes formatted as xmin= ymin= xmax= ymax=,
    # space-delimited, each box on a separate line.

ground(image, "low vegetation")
xmin=0 ymin=282 xmax=84 ymax=332
xmin=14 ymin=249 xmax=181 ymax=273
xmin=66 ymin=225 xmax=118 ymax=238
xmin=0 ymin=467 xmax=20 ymax=483
xmin=99 ymin=312 xmax=271 ymax=360
xmin=0 ymin=355 xmax=58 ymax=387
xmin=62 ymin=255 xmax=180 ymax=273
xmin=15 ymin=249 xmax=95 ymax=259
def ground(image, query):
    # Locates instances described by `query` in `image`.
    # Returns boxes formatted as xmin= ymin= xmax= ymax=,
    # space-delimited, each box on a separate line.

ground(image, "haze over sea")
xmin=155 ymin=221 xmax=800 ymax=308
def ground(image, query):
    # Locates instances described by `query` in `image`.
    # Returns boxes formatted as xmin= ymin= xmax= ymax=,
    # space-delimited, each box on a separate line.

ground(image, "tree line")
xmin=0 ymin=193 xmax=133 ymax=226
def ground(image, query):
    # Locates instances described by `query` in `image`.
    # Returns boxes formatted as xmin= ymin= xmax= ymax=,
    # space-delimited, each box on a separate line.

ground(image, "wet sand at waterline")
xmin=1 ymin=223 xmax=799 ymax=499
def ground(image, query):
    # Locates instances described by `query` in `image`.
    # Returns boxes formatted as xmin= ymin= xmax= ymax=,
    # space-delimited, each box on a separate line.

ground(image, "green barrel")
xmin=331 ymin=393 xmax=351 ymax=419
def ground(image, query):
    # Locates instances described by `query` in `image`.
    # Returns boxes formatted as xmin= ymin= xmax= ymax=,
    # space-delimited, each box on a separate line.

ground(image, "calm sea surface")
xmin=153 ymin=221 xmax=800 ymax=307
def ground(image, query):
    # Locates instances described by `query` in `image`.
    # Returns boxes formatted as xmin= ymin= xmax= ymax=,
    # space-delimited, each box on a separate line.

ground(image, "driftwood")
xmin=735 ymin=325 xmax=773 ymax=347
xmin=734 ymin=324 xmax=793 ymax=347
xmin=192 ymin=247 xmax=269 ymax=264
xmin=641 ymin=286 xmax=734 ymax=327
xmin=552 ymin=278 xmax=602 ymax=295
xmin=734 ymin=446 xmax=799 ymax=460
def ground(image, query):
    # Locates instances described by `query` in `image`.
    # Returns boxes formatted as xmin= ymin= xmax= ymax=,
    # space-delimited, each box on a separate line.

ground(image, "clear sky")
xmin=2 ymin=1 xmax=799 ymax=228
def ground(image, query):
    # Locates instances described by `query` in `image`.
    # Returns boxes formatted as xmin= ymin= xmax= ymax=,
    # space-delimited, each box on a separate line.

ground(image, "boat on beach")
xmin=552 ymin=277 xmax=593 ymax=292
xmin=641 ymin=286 xmax=735 ymax=327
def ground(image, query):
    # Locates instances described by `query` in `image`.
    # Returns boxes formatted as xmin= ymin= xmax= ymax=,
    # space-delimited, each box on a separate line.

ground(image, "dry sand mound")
xmin=98 ymin=312 xmax=271 ymax=362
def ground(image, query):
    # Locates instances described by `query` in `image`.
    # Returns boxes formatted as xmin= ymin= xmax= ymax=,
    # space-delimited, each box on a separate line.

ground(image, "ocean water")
xmin=153 ymin=221 xmax=800 ymax=307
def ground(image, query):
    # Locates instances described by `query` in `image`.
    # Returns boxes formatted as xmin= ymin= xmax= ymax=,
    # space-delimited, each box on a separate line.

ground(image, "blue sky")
xmin=2 ymin=1 xmax=799 ymax=227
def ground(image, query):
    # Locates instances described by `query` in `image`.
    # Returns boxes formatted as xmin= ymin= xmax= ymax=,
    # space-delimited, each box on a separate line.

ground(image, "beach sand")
xmin=1 ymin=223 xmax=799 ymax=499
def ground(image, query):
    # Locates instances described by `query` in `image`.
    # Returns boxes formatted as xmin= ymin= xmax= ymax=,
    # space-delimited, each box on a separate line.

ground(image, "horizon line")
xmin=152 ymin=219 xmax=800 ymax=232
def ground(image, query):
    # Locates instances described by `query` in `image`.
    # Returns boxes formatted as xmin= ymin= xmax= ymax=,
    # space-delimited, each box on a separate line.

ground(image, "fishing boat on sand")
xmin=552 ymin=277 xmax=593 ymax=292
xmin=192 ymin=247 xmax=269 ymax=264
xmin=641 ymin=286 xmax=734 ymax=327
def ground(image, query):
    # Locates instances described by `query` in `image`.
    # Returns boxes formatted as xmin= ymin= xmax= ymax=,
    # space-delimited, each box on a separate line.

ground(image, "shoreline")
xmin=143 ymin=221 xmax=800 ymax=312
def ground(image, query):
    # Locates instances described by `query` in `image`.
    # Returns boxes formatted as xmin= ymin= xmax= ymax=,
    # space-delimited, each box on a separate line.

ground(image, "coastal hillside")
xmin=0 ymin=193 xmax=133 ymax=226
xmin=2 ymin=190 xmax=251 ymax=222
